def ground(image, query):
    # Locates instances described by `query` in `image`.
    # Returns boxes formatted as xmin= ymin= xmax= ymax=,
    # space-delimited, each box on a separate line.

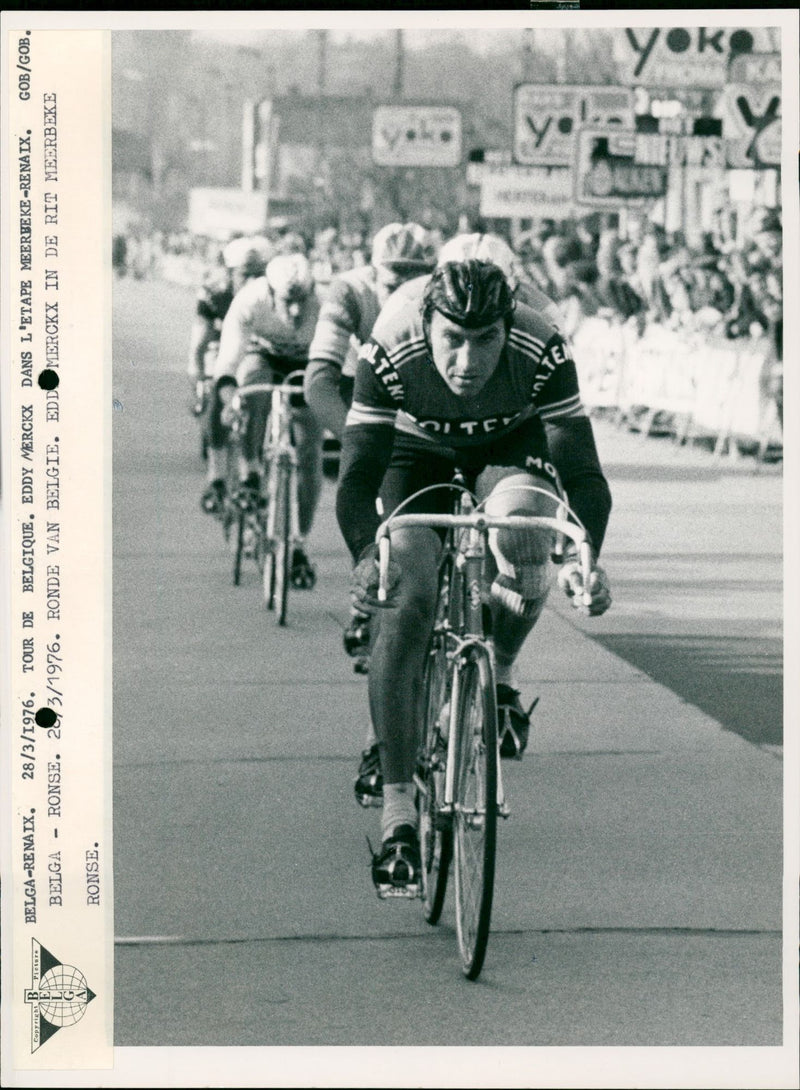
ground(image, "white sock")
xmin=382 ymin=783 xmax=417 ymax=840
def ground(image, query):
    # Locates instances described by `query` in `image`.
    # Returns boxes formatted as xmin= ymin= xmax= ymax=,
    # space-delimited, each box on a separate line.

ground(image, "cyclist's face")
xmin=429 ymin=312 xmax=506 ymax=397
xmin=276 ymin=290 xmax=310 ymax=327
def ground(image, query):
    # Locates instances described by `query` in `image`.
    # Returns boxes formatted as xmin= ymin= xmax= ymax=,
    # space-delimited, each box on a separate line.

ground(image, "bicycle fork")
xmin=439 ymin=640 xmax=509 ymax=828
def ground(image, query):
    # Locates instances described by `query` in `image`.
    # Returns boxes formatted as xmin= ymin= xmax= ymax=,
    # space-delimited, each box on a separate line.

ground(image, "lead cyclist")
xmin=335 ymin=259 xmax=613 ymax=896
xmin=347 ymin=230 xmax=576 ymax=811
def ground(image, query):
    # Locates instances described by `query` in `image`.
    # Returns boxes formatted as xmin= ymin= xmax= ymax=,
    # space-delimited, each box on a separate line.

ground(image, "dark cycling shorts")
xmin=379 ymin=414 xmax=560 ymax=521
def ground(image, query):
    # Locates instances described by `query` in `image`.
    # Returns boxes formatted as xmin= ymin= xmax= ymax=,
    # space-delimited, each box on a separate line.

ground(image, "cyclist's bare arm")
xmin=214 ymin=288 xmax=255 ymax=384
xmin=305 ymin=280 xmax=365 ymax=437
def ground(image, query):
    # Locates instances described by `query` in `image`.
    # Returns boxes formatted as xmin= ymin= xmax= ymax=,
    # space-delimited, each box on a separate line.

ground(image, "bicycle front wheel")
xmin=264 ymin=459 xmax=291 ymax=625
xmin=232 ymin=507 xmax=246 ymax=586
xmin=453 ymin=648 xmax=498 ymax=980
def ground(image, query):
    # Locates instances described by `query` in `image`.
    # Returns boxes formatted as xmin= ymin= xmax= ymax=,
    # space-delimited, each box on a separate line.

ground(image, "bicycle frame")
xmin=230 ymin=371 xmax=306 ymax=620
xmin=374 ymin=484 xmax=594 ymax=975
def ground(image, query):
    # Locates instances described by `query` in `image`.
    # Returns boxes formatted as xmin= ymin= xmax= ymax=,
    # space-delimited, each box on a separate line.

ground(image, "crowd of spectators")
xmin=513 ymin=208 xmax=783 ymax=359
xmin=114 ymin=205 xmax=783 ymax=435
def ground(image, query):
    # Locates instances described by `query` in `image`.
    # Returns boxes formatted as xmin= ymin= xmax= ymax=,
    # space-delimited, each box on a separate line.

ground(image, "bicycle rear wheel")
xmin=453 ymin=648 xmax=498 ymax=980
xmin=418 ymin=617 xmax=453 ymax=925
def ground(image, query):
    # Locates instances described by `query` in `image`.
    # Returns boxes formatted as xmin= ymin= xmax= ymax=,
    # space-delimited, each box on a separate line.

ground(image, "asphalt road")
xmin=109 ymin=275 xmax=786 ymax=1079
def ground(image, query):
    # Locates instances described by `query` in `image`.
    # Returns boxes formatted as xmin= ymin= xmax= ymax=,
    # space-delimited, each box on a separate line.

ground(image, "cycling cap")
xmin=222 ymin=235 xmax=271 ymax=274
xmin=438 ymin=233 xmax=522 ymax=292
xmin=422 ymin=259 xmax=516 ymax=329
xmin=371 ymin=222 xmax=438 ymax=270
xmin=266 ymin=253 xmax=314 ymax=297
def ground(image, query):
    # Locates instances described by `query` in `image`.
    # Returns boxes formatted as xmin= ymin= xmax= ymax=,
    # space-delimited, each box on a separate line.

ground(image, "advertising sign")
xmin=513 ymin=84 xmax=634 ymax=166
xmin=716 ymin=85 xmax=781 ymax=168
xmin=729 ymin=51 xmax=781 ymax=84
xmin=620 ymin=26 xmax=774 ymax=88
xmin=372 ymin=105 xmax=462 ymax=167
xmin=188 ymin=188 xmax=268 ymax=240
xmin=574 ymin=128 xmax=667 ymax=209
xmin=479 ymin=164 xmax=572 ymax=218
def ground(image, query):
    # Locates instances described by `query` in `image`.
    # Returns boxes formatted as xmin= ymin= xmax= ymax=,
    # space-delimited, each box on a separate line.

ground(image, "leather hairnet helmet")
xmin=266 ymin=253 xmax=314 ymax=298
xmin=438 ymin=233 xmax=523 ymax=292
xmin=422 ymin=259 xmax=516 ymax=330
xmin=370 ymin=222 xmax=438 ymax=270
xmin=222 ymin=235 xmax=271 ymax=275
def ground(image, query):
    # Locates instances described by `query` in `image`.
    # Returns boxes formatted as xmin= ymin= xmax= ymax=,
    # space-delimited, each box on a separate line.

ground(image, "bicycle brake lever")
xmin=579 ymin=540 xmax=593 ymax=608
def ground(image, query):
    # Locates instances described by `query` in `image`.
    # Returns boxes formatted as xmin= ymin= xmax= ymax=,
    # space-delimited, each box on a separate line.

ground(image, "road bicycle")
xmin=376 ymin=475 xmax=592 ymax=979
xmin=228 ymin=370 xmax=312 ymax=625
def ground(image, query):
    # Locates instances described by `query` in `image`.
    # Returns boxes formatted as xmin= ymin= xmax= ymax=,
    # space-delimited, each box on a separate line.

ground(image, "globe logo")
xmin=38 ymin=965 xmax=91 ymax=1027
xmin=25 ymin=941 xmax=97 ymax=1051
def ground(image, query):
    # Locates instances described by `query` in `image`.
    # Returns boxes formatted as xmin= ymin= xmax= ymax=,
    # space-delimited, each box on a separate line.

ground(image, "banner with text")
xmin=479 ymin=163 xmax=572 ymax=218
xmin=4 ymin=28 xmax=113 ymax=1070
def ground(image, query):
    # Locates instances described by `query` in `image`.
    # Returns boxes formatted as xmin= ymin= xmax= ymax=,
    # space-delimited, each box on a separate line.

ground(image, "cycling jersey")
xmin=308 ymin=264 xmax=383 ymax=375
xmin=337 ymin=295 xmax=611 ymax=561
xmin=196 ymin=267 xmax=234 ymax=326
xmin=214 ymin=275 xmax=321 ymax=384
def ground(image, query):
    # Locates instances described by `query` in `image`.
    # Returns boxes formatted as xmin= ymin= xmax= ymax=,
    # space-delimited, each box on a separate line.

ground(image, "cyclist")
xmin=189 ymin=235 xmax=271 ymax=414
xmin=203 ymin=252 xmax=322 ymax=586
xmin=304 ymin=223 xmax=438 ymax=780
xmin=346 ymin=231 xmax=566 ymax=809
xmin=335 ymin=259 xmax=613 ymax=895
xmin=302 ymin=223 xmax=438 ymax=793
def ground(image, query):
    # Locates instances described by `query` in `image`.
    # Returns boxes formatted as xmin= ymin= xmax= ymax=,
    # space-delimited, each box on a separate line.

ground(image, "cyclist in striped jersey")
xmin=335 ymin=259 xmax=613 ymax=895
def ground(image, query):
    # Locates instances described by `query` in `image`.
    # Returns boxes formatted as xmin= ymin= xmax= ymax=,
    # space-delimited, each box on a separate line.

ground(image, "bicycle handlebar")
xmin=375 ymin=512 xmax=593 ymax=607
xmin=232 ymin=371 xmax=306 ymax=405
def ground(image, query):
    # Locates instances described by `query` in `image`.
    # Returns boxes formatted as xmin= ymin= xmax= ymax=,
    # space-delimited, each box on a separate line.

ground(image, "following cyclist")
xmin=304 ymin=222 xmax=438 ymax=795
xmin=189 ymin=235 xmax=272 ymax=415
xmin=335 ymin=259 xmax=613 ymax=896
xmin=203 ymin=252 xmax=322 ymax=587
xmin=304 ymin=221 xmax=438 ymax=703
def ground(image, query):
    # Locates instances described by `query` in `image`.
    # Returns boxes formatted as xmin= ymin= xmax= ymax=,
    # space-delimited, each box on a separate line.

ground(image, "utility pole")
xmin=394 ymin=30 xmax=404 ymax=97
xmin=317 ymin=30 xmax=327 ymax=94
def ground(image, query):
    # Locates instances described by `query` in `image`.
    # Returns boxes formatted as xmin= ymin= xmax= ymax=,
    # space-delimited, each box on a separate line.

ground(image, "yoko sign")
xmin=372 ymin=105 xmax=462 ymax=167
xmin=622 ymin=26 xmax=774 ymax=88
xmin=513 ymin=84 xmax=634 ymax=166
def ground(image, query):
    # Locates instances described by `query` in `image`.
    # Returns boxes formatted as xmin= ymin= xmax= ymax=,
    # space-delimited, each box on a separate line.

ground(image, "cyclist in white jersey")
xmin=189 ymin=236 xmax=271 ymax=408
xmin=204 ymin=252 xmax=322 ymax=586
